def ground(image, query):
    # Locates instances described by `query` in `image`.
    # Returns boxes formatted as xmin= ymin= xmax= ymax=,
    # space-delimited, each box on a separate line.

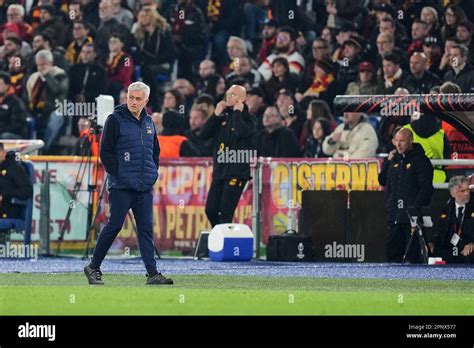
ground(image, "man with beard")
xmin=258 ymin=26 xmax=305 ymax=81
xmin=257 ymin=19 xmax=279 ymax=64
xmin=180 ymin=106 xmax=213 ymax=157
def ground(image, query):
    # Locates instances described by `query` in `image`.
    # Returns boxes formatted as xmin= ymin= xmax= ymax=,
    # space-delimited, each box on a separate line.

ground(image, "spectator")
xmin=420 ymin=6 xmax=440 ymax=38
xmin=157 ymin=109 xmax=187 ymax=158
xmin=332 ymin=22 xmax=356 ymax=62
xmin=257 ymin=19 xmax=279 ymax=65
xmin=202 ymin=73 xmax=226 ymax=102
xmin=378 ymin=16 xmax=408 ymax=50
xmin=345 ymin=61 xmax=381 ymax=95
xmin=441 ymin=5 xmax=466 ymax=42
xmin=375 ymin=32 xmax=409 ymax=73
xmin=225 ymin=55 xmax=263 ymax=89
xmin=304 ymin=99 xmax=337 ymax=137
xmin=0 ymin=4 xmax=33 ymax=45
xmin=64 ymin=1 xmax=96 ymax=46
xmin=456 ymin=20 xmax=474 ymax=64
xmin=378 ymin=128 xmax=434 ymax=263
xmin=162 ymin=89 xmax=184 ymax=113
xmin=296 ymin=57 xmax=337 ymax=111
xmin=68 ymin=43 xmax=106 ymax=103
xmin=322 ymin=112 xmax=378 ymax=159
xmin=321 ymin=26 xmax=336 ymax=54
xmin=245 ymin=87 xmax=267 ymax=130
xmin=325 ymin=0 xmax=365 ymax=31
xmin=112 ymin=0 xmax=134 ymax=30
xmin=0 ymin=143 xmax=34 ymax=245
xmin=133 ymin=5 xmax=176 ymax=110
xmin=422 ymin=36 xmax=443 ymax=76
xmin=197 ymin=59 xmax=216 ymax=92
xmin=1 ymin=28 xmax=32 ymax=59
xmin=303 ymin=38 xmax=331 ymax=90
xmin=242 ymin=0 xmax=269 ymax=50
xmin=258 ymin=26 xmax=305 ymax=81
xmin=402 ymin=52 xmax=441 ymax=94
xmin=173 ymin=79 xmax=196 ymax=115
xmin=403 ymin=112 xmax=450 ymax=183
xmin=439 ymin=36 xmax=458 ymax=74
xmin=304 ymin=118 xmax=332 ymax=158
xmin=253 ymin=106 xmax=301 ymax=157
xmin=336 ymin=35 xmax=363 ymax=93
xmin=34 ymin=5 xmax=66 ymax=49
xmin=0 ymin=72 xmax=28 ymax=139
xmin=443 ymin=43 xmax=474 ymax=93
xmin=382 ymin=53 xmax=408 ymax=94
xmin=434 ymin=176 xmax=474 ymax=264
xmin=26 ymin=49 xmax=69 ymax=153
xmin=96 ymin=0 xmax=131 ymax=59
xmin=64 ymin=20 xmax=94 ymax=65
xmin=224 ymin=36 xmax=248 ymax=75
xmin=180 ymin=106 xmax=213 ymax=157
xmin=263 ymin=57 xmax=299 ymax=105
xmin=276 ymin=89 xmax=305 ymax=141
xmin=194 ymin=93 xmax=215 ymax=117
xmin=105 ymin=33 xmax=134 ymax=103
xmin=0 ymin=35 xmax=23 ymax=68
xmin=406 ymin=19 xmax=429 ymax=56
xmin=26 ymin=32 xmax=69 ymax=74
xmin=165 ymin=0 xmax=206 ymax=81
xmin=7 ymin=54 xmax=27 ymax=97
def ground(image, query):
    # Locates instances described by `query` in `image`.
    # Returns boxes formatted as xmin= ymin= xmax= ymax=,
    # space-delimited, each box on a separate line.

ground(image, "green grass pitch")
xmin=0 ymin=273 xmax=473 ymax=315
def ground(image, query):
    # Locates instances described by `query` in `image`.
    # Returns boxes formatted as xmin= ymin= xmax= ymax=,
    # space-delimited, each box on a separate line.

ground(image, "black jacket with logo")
xmin=378 ymin=143 xmax=434 ymax=224
xmin=200 ymin=105 xmax=256 ymax=180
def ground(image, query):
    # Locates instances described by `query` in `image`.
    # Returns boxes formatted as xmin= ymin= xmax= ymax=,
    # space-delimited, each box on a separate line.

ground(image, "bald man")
xmin=378 ymin=128 xmax=434 ymax=263
xmin=401 ymin=52 xmax=441 ymax=94
xmin=200 ymin=84 xmax=257 ymax=227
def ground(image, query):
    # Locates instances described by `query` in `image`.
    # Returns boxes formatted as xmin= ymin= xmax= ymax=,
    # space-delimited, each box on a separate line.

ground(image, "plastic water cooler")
xmin=208 ymin=224 xmax=254 ymax=261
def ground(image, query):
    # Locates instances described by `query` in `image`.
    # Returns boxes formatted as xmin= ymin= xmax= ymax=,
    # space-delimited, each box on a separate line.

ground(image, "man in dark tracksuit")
xmin=378 ymin=128 xmax=434 ymax=263
xmin=434 ymin=176 xmax=474 ymax=264
xmin=200 ymin=84 xmax=256 ymax=227
xmin=84 ymin=82 xmax=173 ymax=285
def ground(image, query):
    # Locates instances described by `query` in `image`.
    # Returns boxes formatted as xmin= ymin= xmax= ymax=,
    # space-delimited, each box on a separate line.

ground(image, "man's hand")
xmin=388 ymin=149 xmax=396 ymax=161
xmin=461 ymin=243 xmax=474 ymax=256
xmin=428 ymin=242 xmax=434 ymax=254
xmin=215 ymin=101 xmax=226 ymax=116
xmin=331 ymin=131 xmax=342 ymax=143
xmin=233 ymin=100 xmax=244 ymax=112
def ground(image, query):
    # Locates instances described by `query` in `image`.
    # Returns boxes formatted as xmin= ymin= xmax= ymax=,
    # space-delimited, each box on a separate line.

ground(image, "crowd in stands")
xmin=0 ymin=0 xmax=473 ymax=175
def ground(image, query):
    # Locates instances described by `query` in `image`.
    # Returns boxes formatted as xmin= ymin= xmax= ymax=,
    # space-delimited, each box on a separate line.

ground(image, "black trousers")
xmin=205 ymin=178 xmax=247 ymax=227
xmin=386 ymin=223 xmax=424 ymax=263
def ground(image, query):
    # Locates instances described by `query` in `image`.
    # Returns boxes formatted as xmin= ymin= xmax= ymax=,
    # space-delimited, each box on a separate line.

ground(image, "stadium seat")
xmin=0 ymin=161 xmax=35 ymax=245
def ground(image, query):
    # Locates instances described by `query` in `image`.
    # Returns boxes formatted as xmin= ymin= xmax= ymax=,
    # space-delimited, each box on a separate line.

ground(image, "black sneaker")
xmin=146 ymin=272 xmax=173 ymax=285
xmin=84 ymin=265 xmax=104 ymax=285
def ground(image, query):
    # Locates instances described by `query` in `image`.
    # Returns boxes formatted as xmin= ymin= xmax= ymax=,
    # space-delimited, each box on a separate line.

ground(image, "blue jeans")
xmin=243 ymin=3 xmax=267 ymax=41
xmin=38 ymin=110 xmax=64 ymax=152
xmin=90 ymin=189 xmax=158 ymax=275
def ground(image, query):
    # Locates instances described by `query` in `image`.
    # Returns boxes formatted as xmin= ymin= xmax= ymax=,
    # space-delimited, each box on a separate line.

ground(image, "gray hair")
xmin=7 ymin=4 xmax=25 ymax=17
xmin=128 ymin=82 xmax=150 ymax=99
xmin=448 ymin=176 xmax=468 ymax=193
xmin=228 ymin=36 xmax=248 ymax=54
xmin=35 ymin=49 xmax=53 ymax=63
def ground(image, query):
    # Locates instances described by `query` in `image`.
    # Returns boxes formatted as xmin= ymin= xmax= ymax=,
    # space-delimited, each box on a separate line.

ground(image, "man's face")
xmin=451 ymin=182 xmax=470 ymax=205
xmin=276 ymin=94 xmax=293 ymax=116
xmin=39 ymin=9 xmax=52 ymax=23
xmin=73 ymin=23 xmax=88 ymax=40
xmin=379 ymin=21 xmax=395 ymax=35
xmin=32 ymin=35 xmax=47 ymax=52
xmin=227 ymin=40 xmax=244 ymax=59
xmin=99 ymin=1 xmax=114 ymax=21
xmin=0 ymin=149 xmax=6 ymax=162
xmin=36 ymin=59 xmax=52 ymax=75
xmin=127 ymin=90 xmax=148 ymax=115
xmin=392 ymin=131 xmax=412 ymax=154
xmin=343 ymin=44 xmax=358 ymax=59
xmin=312 ymin=41 xmax=328 ymax=60
xmin=7 ymin=7 xmax=22 ymax=24
xmin=108 ymin=36 xmax=123 ymax=52
xmin=383 ymin=60 xmax=398 ymax=78
xmin=410 ymin=54 xmax=427 ymax=75
xmin=262 ymin=108 xmax=281 ymax=128
xmin=262 ymin=25 xmax=276 ymax=40
xmin=4 ymin=39 xmax=19 ymax=55
xmin=411 ymin=22 xmax=427 ymax=40
xmin=234 ymin=57 xmax=251 ymax=75
xmin=336 ymin=31 xmax=350 ymax=45
xmin=199 ymin=61 xmax=214 ymax=78
xmin=80 ymin=46 xmax=96 ymax=63
xmin=343 ymin=112 xmax=362 ymax=126
xmin=377 ymin=34 xmax=393 ymax=55
xmin=189 ymin=110 xmax=206 ymax=130
xmin=275 ymin=31 xmax=292 ymax=52
xmin=456 ymin=25 xmax=471 ymax=43
xmin=173 ymin=80 xmax=190 ymax=97
xmin=0 ymin=79 xmax=9 ymax=95
xmin=450 ymin=47 xmax=466 ymax=68
xmin=246 ymin=94 xmax=263 ymax=112
xmin=69 ymin=4 xmax=82 ymax=20
xmin=225 ymin=85 xmax=245 ymax=107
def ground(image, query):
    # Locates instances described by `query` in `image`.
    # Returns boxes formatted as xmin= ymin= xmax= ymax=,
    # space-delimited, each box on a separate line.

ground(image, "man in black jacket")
xmin=443 ymin=44 xmax=474 ymax=93
xmin=0 ymin=72 xmax=28 ymax=139
xmin=402 ymin=52 xmax=441 ymax=94
xmin=253 ymin=106 xmax=300 ymax=157
xmin=0 ymin=143 xmax=33 ymax=244
xmin=200 ymin=84 xmax=256 ymax=227
xmin=378 ymin=128 xmax=434 ymax=263
xmin=434 ymin=176 xmax=474 ymax=264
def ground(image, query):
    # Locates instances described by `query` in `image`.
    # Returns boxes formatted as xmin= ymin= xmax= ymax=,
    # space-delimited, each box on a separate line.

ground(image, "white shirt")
xmin=455 ymin=202 xmax=465 ymax=218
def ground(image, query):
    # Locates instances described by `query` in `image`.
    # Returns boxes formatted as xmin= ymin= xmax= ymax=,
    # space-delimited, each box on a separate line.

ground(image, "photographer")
xmin=378 ymin=128 xmax=434 ymax=263
xmin=200 ymin=84 xmax=256 ymax=227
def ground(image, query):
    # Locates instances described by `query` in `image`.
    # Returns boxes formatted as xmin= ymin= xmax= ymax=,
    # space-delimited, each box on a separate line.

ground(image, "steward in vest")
xmin=84 ymin=82 xmax=173 ymax=286
xmin=379 ymin=128 xmax=434 ymax=263
xmin=403 ymin=113 xmax=450 ymax=183
xmin=157 ymin=109 xmax=187 ymax=158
